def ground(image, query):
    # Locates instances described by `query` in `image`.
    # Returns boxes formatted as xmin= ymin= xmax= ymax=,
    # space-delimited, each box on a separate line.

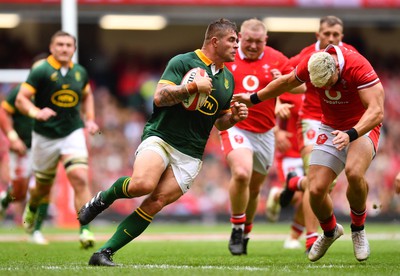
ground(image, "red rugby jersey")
xmin=295 ymin=45 xmax=380 ymax=130
xmin=226 ymin=46 xmax=294 ymax=133
xmin=290 ymin=41 xmax=357 ymax=121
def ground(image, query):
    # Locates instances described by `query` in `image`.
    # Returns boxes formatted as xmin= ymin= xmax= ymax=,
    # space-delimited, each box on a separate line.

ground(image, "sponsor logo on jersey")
xmin=198 ymin=95 xmax=218 ymax=116
xmin=242 ymin=75 xmax=259 ymax=91
xmin=51 ymin=90 xmax=79 ymax=107
xmin=325 ymin=90 xmax=341 ymax=100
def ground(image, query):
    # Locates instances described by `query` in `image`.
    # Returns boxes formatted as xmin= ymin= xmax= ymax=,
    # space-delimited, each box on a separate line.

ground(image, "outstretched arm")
xmin=232 ymin=71 xmax=303 ymax=107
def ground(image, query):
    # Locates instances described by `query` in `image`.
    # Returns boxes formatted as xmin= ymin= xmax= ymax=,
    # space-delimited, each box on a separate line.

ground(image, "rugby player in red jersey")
xmin=233 ymin=44 xmax=384 ymax=262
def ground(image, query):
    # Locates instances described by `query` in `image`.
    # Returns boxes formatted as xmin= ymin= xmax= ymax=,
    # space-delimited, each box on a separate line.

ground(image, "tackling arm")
xmin=232 ymin=71 xmax=303 ymax=107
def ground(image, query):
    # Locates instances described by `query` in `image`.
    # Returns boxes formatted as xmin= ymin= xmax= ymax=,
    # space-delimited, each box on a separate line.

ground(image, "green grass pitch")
xmin=0 ymin=222 xmax=399 ymax=275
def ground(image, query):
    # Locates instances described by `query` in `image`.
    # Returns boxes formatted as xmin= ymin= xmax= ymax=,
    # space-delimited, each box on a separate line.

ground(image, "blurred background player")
xmin=15 ymin=30 xmax=99 ymax=249
xmin=277 ymin=15 xmax=359 ymax=253
xmin=0 ymin=55 xmax=50 ymax=244
xmin=0 ymin=82 xmax=50 ymax=244
xmin=0 ymin=101 xmax=25 ymax=222
xmin=395 ymin=172 xmax=400 ymax=194
xmin=219 ymin=18 xmax=305 ymax=255
xmin=266 ymin=92 xmax=305 ymax=249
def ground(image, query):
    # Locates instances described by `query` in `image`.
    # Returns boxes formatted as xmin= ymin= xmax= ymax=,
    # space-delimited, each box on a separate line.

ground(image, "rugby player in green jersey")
xmin=0 ymin=82 xmax=49 ymax=245
xmin=78 ymin=18 xmax=248 ymax=266
xmin=16 ymin=31 xmax=99 ymax=249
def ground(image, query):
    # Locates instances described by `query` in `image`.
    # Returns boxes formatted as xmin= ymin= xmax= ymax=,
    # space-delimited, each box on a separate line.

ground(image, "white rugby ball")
xmin=181 ymin=68 xmax=209 ymax=111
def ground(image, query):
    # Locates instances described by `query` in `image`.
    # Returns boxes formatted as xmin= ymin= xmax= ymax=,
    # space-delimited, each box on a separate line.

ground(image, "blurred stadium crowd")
xmin=0 ymin=32 xmax=399 ymax=224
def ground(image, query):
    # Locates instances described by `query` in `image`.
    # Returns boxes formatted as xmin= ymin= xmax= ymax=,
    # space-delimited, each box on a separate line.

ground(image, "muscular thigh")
xmin=345 ymin=136 xmax=374 ymax=174
xmin=32 ymin=131 xmax=61 ymax=173
xmin=135 ymin=136 xmax=202 ymax=194
xmin=308 ymin=164 xmax=337 ymax=194
xmin=133 ymin=148 xmax=167 ymax=191
xmin=153 ymin=166 xmax=183 ymax=205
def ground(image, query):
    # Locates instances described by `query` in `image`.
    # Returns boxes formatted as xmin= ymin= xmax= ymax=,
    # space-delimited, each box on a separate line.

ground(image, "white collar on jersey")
xmin=60 ymin=66 xmax=69 ymax=77
xmin=238 ymin=46 xmax=264 ymax=60
xmin=210 ymin=64 xmax=220 ymax=75
xmin=324 ymin=44 xmax=345 ymax=73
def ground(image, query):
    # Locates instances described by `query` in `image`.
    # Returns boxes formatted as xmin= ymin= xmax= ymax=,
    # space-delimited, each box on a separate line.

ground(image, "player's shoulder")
xmin=171 ymin=51 xmax=197 ymax=63
xmin=341 ymin=42 xmax=358 ymax=53
xmin=299 ymin=44 xmax=318 ymax=55
xmin=73 ymin=62 xmax=88 ymax=72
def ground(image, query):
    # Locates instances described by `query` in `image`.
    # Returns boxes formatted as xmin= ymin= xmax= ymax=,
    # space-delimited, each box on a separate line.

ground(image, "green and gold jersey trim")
xmin=194 ymin=49 xmax=225 ymax=70
xmin=1 ymin=101 xmax=15 ymax=114
xmin=47 ymin=55 xmax=74 ymax=70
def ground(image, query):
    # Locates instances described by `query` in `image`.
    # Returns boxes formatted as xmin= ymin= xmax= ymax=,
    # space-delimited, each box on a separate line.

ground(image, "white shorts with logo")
xmin=135 ymin=136 xmax=202 ymax=194
xmin=32 ymin=128 xmax=88 ymax=174
xmin=298 ymin=118 xmax=321 ymax=149
xmin=276 ymin=156 xmax=304 ymax=183
xmin=9 ymin=149 xmax=32 ymax=179
xmin=310 ymin=124 xmax=376 ymax=176
xmin=219 ymin=126 xmax=275 ymax=175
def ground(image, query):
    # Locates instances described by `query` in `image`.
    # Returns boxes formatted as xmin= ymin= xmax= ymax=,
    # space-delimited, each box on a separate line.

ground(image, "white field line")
xmin=0 ymin=232 xmax=399 ymax=242
xmin=0 ymin=264 xmax=275 ymax=272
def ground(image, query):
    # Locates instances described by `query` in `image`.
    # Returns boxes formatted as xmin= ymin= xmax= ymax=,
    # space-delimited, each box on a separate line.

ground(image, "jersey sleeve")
xmin=348 ymin=54 xmax=380 ymax=90
xmin=294 ymin=56 xmax=311 ymax=83
xmin=289 ymin=53 xmax=302 ymax=67
xmin=159 ymin=54 xmax=186 ymax=85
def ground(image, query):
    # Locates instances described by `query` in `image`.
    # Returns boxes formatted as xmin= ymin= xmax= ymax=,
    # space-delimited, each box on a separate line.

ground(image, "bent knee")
xmin=345 ymin=168 xmax=363 ymax=184
xmin=127 ymin=177 xmax=157 ymax=196
xmin=231 ymin=168 xmax=251 ymax=184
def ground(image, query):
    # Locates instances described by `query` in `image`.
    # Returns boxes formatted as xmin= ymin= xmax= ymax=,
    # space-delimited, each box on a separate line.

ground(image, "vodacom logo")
xmin=243 ymin=75 xmax=259 ymax=91
xmin=325 ymin=90 xmax=341 ymax=100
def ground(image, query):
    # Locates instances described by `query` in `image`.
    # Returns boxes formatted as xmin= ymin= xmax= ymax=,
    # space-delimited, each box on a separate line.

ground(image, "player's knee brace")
xmin=35 ymin=171 xmax=56 ymax=185
xmin=63 ymin=156 xmax=88 ymax=173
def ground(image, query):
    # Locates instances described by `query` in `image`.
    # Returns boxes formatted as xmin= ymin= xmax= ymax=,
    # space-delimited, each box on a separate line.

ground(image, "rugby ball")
xmin=181 ymin=68 xmax=209 ymax=111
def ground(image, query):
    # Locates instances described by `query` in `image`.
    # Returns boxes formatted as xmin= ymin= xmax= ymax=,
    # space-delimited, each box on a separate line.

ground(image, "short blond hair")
xmin=308 ymin=52 xmax=336 ymax=88
xmin=240 ymin=18 xmax=267 ymax=34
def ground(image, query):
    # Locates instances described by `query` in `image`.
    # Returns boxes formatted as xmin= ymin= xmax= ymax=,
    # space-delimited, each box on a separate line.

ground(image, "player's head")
xmin=204 ymin=18 xmax=237 ymax=42
xmin=238 ymin=18 xmax=267 ymax=61
xmin=308 ymin=52 xmax=338 ymax=88
xmin=203 ymin=18 xmax=238 ymax=63
xmin=49 ymin=30 xmax=77 ymax=65
xmin=317 ymin=15 xmax=344 ymax=48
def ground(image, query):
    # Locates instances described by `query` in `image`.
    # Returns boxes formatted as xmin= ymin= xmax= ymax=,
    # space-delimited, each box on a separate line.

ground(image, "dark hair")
xmin=50 ymin=30 xmax=76 ymax=46
xmin=204 ymin=18 xmax=237 ymax=42
xmin=320 ymin=16 xmax=343 ymax=29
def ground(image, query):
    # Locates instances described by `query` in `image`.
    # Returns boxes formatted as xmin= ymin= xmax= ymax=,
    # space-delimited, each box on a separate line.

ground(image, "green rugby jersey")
xmin=22 ymin=55 xmax=89 ymax=138
xmin=142 ymin=49 xmax=235 ymax=159
xmin=1 ymin=84 xmax=34 ymax=148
